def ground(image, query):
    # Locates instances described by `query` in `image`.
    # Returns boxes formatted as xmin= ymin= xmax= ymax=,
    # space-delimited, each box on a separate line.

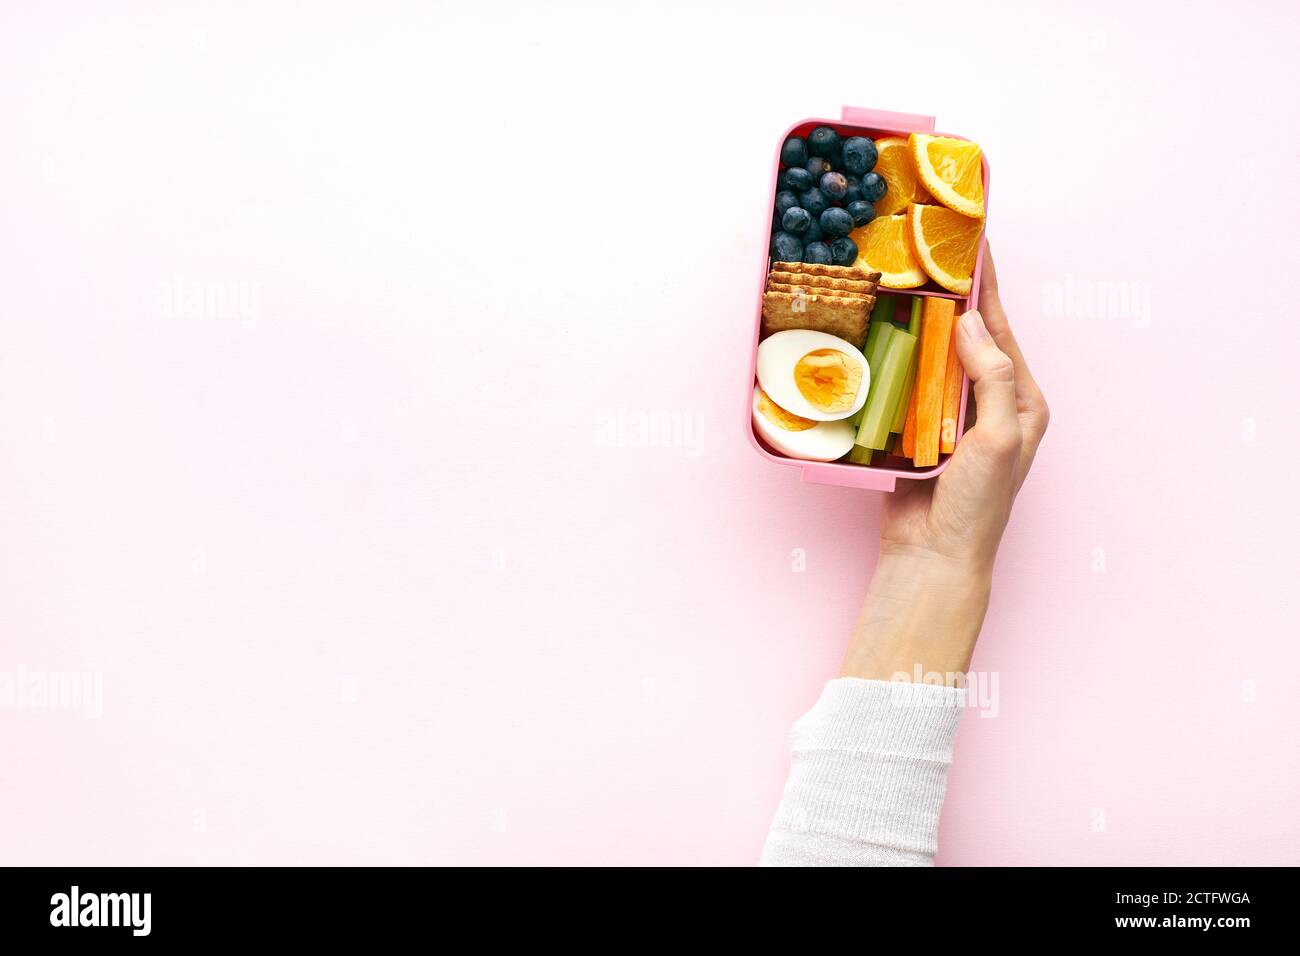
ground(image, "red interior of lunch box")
xmin=747 ymin=112 xmax=991 ymax=490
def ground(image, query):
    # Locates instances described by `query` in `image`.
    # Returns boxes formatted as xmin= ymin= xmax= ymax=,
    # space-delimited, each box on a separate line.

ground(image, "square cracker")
xmin=771 ymin=261 xmax=883 ymax=285
xmin=766 ymin=281 xmax=875 ymax=302
xmin=768 ymin=271 xmax=878 ymax=295
xmin=761 ymin=291 xmax=873 ymax=348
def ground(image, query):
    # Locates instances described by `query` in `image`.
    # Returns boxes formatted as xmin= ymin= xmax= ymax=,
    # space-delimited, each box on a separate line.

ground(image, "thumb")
xmin=954 ymin=309 xmax=1020 ymax=458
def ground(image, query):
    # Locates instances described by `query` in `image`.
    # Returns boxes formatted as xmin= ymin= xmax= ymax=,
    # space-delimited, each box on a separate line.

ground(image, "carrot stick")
xmin=890 ymin=296 xmax=924 ymax=435
xmin=912 ymin=297 xmax=956 ymax=467
xmin=901 ymin=377 xmax=918 ymax=459
xmin=939 ymin=320 xmax=963 ymax=454
xmin=899 ymin=297 xmax=925 ymax=458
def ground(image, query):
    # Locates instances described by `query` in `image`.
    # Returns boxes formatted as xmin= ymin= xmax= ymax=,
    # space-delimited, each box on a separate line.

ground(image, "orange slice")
xmin=851 ymin=214 xmax=926 ymax=289
xmin=909 ymin=134 xmax=984 ymax=218
xmin=872 ymin=136 xmax=931 ymax=217
xmin=906 ymin=203 xmax=982 ymax=295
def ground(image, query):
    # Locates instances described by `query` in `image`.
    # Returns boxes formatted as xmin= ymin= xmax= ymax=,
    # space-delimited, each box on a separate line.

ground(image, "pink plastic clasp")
xmin=801 ymin=463 xmax=897 ymax=493
xmin=840 ymin=106 xmax=935 ymax=134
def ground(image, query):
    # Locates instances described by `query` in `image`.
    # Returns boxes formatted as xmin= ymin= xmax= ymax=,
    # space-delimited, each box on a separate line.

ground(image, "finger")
xmin=977 ymin=242 xmax=1049 ymax=455
xmin=954 ymin=309 xmax=1020 ymax=462
xmin=976 ymin=243 xmax=1031 ymax=377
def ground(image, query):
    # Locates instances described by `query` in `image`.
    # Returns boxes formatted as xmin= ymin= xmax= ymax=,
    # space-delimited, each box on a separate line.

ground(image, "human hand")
xmin=841 ymin=243 xmax=1049 ymax=681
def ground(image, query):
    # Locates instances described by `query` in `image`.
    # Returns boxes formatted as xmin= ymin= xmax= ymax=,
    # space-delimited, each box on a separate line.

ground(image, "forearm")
xmin=840 ymin=548 xmax=991 ymax=682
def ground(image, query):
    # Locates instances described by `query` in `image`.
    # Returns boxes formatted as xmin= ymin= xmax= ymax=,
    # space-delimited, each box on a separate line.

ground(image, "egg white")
xmin=751 ymin=386 xmax=857 ymax=462
xmin=755 ymin=329 xmax=870 ymax=421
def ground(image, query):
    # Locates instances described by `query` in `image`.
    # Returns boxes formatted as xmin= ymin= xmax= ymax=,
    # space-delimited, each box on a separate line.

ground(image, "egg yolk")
xmin=757 ymin=388 xmax=816 ymax=432
xmin=794 ymin=349 xmax=862 ymax=414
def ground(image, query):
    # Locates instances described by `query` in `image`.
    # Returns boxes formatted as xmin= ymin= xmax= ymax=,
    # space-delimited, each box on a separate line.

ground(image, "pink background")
xmin=2 ymin=1 xmax=1298 ymax=865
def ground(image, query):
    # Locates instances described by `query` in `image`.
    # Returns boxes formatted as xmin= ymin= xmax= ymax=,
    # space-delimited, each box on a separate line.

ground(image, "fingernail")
xmin=960 ymin=309 xmax=990 ymax=342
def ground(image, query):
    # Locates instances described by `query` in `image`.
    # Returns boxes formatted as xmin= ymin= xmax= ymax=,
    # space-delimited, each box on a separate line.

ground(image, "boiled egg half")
xmin=756 ymin=329 xmax=869 ymax=422
xmin=752 ymin=386 xmax=857 ymax=462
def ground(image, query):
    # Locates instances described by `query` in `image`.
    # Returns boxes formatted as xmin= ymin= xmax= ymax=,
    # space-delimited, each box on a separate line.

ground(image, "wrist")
xmin=840 ymin=547 xmax=992 ymax=683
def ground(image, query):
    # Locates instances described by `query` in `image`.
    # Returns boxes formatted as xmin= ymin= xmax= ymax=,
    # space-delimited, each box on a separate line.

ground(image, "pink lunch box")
xmin=746 ymin=105 xmax=991 ymax=493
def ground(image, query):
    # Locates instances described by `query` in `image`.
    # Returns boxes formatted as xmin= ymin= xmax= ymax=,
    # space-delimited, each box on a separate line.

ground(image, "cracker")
xmin=761 ymin=291 xmax=873 ymax=348
xmin=768 ymin=271 xmax=879 ymax=295
xmin=771 ymin=261 xmax=883 ymax=285
xmin=767 ymin=281 xmax=875 ymax=302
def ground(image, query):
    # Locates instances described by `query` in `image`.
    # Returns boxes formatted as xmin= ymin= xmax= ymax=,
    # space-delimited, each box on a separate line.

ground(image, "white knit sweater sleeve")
xmin=760 ymin=677 xmax=967 ymax=867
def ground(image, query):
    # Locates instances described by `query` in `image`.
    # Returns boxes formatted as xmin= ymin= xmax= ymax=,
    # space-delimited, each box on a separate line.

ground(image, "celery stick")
xmin=863 ymin=317 xmax=888 ymax=367
xmin=866 ymin=321 xmax=894 ymax=379
xmin=850 ymin=320 xmax=894 ymax=427
xmin=856 ymin=330 xmax=917 ymax=450
xmin=848 ymin=444 xmax=874 ymax=465
xmin=878 ymin=329 xmax=918 ymax=438
xmin=859 ymin=323 xmax=894 ymax=424
xmin=889 ymin=297 xmax=925 ymax=434
xmin=873 ymin=294 xmax=896 ymax=326
xmin=890 ymin=352 xmax=918 ymax=434
xmin=889 ymin=361 xmax=917 ymax=434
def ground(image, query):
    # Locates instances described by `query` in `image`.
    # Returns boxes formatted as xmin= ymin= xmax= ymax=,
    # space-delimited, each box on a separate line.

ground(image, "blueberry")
xmin=775 ymin=189 xmax=800 ymax=219
xmin=781 ymin=137 xmax=808 ymax=168
xmin=830 ymin=236 xmax=858 ymax=267
xmin=771 ymin=231 xmax=804 ymax=262
xmin=798 ymin=186 xmax=828 ymax=217
xmin=782 ymin=166 xmax=813 ymax=192
xmin=802 ymin=216 xmax=823 ymax=242
xmin=826 ymin=142 xmax=844 ymax=171
xmin=847 ymin=200 xmax=876 ymax=227
xmin=844 ymin=175 xmax=864 ymax=204
xmin=808 ymin=126 xmax=840 ymax=158
xmin=803 ymin=241 xmax=833 ymax=265
xmin=819 ymin=171 xmax=848 ymax=202
xmin=841 ymin=137 xmax=878 ymax=175
xmin=819 ymin=206 xmax=854 ymax=239
xmin=860 ymin=171 xmax=888 ymax=203
xmin=805 ymin=156 xmax=831 ymax=179
xmin=781 ymin=206 xmax=812 ymax=235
